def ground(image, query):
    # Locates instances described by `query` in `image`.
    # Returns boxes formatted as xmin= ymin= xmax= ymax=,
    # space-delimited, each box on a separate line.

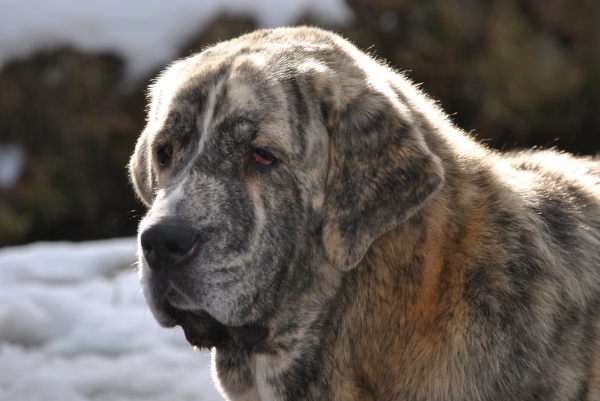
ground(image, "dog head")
xmin=129 ymin=27 xmax=444 ymax=348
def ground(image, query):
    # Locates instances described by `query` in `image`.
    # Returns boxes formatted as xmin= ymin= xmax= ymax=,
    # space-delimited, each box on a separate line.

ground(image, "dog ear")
xmin=322 ymin=86 xmax=444 ymax=271
xmin=128 ymin=130 xmax=155 ymax=206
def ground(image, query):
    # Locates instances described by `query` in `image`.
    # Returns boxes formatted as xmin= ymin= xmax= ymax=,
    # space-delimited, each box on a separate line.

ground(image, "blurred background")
xmin=1 ymin=2 xmax=599 ymax=400
xmin=1 ymin=0 xmax=599 ymax=247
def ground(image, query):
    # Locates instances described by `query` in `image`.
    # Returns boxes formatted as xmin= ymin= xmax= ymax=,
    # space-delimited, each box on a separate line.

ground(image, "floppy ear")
xmin=128 ymin=131 xmax=155 ymax=206
xmin=322 ymin=87 xmax=444 ymax=271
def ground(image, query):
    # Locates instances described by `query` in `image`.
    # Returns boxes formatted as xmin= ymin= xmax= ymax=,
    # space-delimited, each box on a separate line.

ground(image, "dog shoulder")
xmin=331 ymin=146 xmax=600 ymax=399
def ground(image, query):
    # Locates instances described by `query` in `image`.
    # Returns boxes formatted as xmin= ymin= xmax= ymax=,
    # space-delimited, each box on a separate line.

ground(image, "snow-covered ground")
xmin=0 ymin=0 xmax=351 ymax=80
xmin=0 ymin=239 xmax=224 ymax=401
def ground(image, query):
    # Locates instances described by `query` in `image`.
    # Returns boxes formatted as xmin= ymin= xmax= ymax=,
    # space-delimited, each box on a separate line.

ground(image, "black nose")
xmin=140 ymin=223 xmax=197 ymax=270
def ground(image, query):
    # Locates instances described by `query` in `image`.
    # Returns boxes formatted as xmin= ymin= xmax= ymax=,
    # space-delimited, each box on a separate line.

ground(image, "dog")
xmin=129 ymin=27 xmax=600 ymax=400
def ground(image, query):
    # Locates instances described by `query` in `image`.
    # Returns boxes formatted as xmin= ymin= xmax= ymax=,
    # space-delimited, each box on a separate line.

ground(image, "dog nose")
xmin=140 ymin=223 xmax=197 ymax=270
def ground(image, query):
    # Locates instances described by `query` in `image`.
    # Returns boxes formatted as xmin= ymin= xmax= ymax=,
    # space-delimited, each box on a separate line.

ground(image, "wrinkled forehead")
xmin=147 ymin=51 xmax=298 ymax=153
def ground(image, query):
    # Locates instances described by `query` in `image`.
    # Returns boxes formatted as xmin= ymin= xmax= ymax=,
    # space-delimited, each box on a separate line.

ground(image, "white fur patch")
xmin=256 ymin=355 xmax=279 ymax=401
xmin=167 ymin=177 xmax=187 ymax=213
xmin=197 ymin=76 xmax=226 ymax=157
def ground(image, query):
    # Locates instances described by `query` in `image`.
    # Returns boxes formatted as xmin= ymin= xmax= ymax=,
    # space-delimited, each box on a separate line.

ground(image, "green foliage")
xmin=0 ymin=49 xmax=144 ymax=245
xmin=342 ymin=0 xmax=600 ymax=152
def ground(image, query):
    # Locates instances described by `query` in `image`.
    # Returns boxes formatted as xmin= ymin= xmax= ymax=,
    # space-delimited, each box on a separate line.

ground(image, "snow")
xmin=0 ymin=238 xmax=225 ymax=401
xmin=0 ymin=0 xmax=352 ymax=80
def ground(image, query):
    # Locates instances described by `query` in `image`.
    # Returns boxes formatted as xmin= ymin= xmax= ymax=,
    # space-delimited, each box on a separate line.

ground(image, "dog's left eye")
xmin=252 ymin=148 xmax=276 ymax=166
xmin=157 ymin=145 xmax=172 ymax=167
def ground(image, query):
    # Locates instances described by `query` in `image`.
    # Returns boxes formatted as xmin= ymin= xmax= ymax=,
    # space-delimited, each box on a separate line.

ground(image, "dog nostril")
xmin=166 ymin=241 xmax=183 ymax=254
xmin=141 ymin=241 xmax=152 ymax=252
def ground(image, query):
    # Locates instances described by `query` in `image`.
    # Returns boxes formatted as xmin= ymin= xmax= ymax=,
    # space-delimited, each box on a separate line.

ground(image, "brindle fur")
xmin=129 ymin=27 xmax=600 ymax=400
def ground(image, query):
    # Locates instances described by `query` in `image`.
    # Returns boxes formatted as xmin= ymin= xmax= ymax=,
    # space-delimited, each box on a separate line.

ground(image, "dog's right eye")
xmin=252 ymin=148 xmax=276 ymax=166
xmin=157 ymin=145 xmax=172 ymax=168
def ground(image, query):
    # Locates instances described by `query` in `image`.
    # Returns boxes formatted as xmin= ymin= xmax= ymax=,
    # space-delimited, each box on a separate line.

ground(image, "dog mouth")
xmin=165 ymin=304 xmax=230 ymax=348
xmin=162 ymin=288 xmax=269 ymax=350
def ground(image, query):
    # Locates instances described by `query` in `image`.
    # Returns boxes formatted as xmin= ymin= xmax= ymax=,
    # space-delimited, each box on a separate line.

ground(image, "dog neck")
xmin=328 ymin=137 xmax=500 ymax=397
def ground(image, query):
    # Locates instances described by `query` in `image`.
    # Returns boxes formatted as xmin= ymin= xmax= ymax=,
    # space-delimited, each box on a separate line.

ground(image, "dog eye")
xmin=157 ymin=145 xmax=172 ymax=167
xmin=252 ymin=148 xmax=276 ymax=166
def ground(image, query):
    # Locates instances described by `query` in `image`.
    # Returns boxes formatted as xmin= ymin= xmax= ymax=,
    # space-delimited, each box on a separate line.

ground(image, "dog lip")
xmin=151 ymin=306 xmax=179 ymax=328
xmin=165 ymin=284 xmax=199 ymax=310
xmin=157 ymin=285 xmax=228 ymax=348
xmin=166 ymin=304 xmax=230 ymax=349
xmin=231 ymin=324 xmax=269 ymax=348
xmin=161 ymin=288 xmax=269 ymax=350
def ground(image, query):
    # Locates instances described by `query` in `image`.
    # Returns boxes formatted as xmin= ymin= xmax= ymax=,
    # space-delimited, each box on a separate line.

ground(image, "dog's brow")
xmin=215 ymin=115 xmax=254 ymax=136
xmin=160 ymin=110 xmax=196 ymax=148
